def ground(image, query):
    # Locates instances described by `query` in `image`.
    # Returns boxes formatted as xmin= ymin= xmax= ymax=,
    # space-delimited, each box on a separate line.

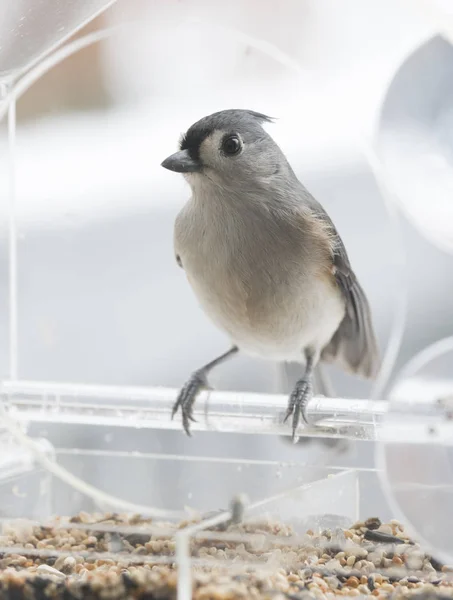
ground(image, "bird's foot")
xmin=172 ymin=370 xmax=209 ymax=436
xmin=283 ymin=378 xmax=313 ymax=442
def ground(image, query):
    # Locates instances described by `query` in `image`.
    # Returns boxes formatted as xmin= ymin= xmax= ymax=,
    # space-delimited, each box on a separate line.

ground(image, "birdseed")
xmin=0 ymin=513 xmax=451 ymax=599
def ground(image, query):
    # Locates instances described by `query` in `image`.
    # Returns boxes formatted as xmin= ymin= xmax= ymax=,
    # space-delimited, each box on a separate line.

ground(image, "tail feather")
xmin=322 ymin=279 xmax=380 ymax=379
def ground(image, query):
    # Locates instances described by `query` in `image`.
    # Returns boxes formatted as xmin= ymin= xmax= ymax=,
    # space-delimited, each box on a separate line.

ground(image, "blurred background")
xmin=0 ymin=0 xmax=453 ymax=519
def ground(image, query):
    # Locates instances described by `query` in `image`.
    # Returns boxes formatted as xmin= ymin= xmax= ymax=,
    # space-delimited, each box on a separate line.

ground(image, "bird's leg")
xmin=172 ymin=346 xmax=239 ymax=436
xmin=284 ymin=350 xmax=316 ymax=441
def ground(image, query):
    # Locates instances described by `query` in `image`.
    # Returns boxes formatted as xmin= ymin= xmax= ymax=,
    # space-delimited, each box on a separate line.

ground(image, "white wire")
xmin=0 ymin=399 xmax=184 ymax=519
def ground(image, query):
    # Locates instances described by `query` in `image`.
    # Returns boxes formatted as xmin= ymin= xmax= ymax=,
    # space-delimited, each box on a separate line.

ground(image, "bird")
xmin=161 ymin=109 xmax=379 ymax=440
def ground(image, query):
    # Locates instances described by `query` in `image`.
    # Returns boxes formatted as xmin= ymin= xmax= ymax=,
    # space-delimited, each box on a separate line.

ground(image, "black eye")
xmin=222 ymin=135 xmax=242 ymax=156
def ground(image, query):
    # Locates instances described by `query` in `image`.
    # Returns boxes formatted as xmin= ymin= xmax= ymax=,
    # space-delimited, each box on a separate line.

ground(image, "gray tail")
xmin=322 ymin=279 xmax=380 ymax=379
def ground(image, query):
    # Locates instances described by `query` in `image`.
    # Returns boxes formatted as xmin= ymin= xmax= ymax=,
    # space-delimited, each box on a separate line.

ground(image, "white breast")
xmin=233 ymin=275 xmax=345 ymax=361
xmin=175 ymin=195 xmax=345 ymax=363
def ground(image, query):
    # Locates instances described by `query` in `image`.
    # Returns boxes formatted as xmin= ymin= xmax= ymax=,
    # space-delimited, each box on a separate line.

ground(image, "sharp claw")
xmin=173 ymin=370 xmax=208 ymax=435
xmin=301 ymin=384 xmax=312 ymax=425
xmin=171 ymin=393 xmax=184 ymax=419
xmin=286 ymin=378 xmax=313 ymax=438
xmin=283 ymin=395 xmax=296 ymax=423
xmin=182 ymin=409 xmax=194 ymax=436
xmin=292 ymin=403 xmax=300 ymax=440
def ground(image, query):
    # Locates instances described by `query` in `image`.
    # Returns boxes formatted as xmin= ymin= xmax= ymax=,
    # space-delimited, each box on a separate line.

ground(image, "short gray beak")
xmin=161 ymin=149 xmax=201 ymax=173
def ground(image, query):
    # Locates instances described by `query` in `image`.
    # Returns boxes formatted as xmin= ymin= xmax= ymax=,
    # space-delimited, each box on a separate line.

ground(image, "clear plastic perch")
xmin=0 ymin=379 xmax=386 ymax=441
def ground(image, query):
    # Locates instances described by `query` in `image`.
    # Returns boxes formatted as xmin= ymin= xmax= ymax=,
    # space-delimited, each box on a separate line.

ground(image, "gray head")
xmin=161 ymin=109 xmax=290 ymax=191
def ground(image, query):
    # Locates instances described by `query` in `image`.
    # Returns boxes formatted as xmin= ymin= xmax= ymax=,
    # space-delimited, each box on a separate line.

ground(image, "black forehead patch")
xmin=179 ymin=109 xmax=274 ymax=159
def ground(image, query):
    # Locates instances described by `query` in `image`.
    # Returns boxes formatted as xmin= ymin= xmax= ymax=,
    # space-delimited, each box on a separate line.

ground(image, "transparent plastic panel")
xmin=1 ymin=1 xmax=453 ymax=599
xmin=177 ymin=470 xmax=453 ymax=599
xmin=176 ymin=471 xmax=360 ymax=600
xmin=380 ymin=337 xmax=453 ymax=565
xmin=0 ymin=435 xmax=53 ymax=520
xmin=0 ymin=463 xmax=361 ymax=597
xmin=375 ymin=34 xmax=453 ymax=253
xmin=0 ymin=447 xmax=449 ymax=597
xmin=0 ymin=0 xmax=118 ymax=80
xmin=232 ymin=469 xmax=360 ymax=531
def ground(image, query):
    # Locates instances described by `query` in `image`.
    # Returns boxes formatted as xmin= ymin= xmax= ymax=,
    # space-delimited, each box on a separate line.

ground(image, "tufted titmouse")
xmin=161 ymin=109 xmax=379 ymax=440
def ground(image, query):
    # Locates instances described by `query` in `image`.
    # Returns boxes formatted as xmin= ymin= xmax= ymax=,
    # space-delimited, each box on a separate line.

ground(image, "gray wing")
xmin=307 ymin=197 xmax=380 ymax=379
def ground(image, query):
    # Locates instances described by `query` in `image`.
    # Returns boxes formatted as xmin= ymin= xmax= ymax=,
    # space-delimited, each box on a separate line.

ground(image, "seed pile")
xmin=0 ymin=513 xmax=451 ymax=599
